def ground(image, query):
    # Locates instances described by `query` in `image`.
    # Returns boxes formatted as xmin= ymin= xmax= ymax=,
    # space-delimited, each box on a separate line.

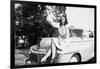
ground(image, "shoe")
xmin=41 ymin=58 xmax=47 ymax=62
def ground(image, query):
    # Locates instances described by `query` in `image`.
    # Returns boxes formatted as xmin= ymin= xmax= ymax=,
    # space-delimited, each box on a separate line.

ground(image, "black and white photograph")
xmin=11 ymin=0 xmax=96 ymax=68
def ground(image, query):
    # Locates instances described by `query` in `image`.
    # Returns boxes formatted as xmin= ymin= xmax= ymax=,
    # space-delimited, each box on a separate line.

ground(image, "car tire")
xmin=69 ymin=54 xmax=81 ymax=63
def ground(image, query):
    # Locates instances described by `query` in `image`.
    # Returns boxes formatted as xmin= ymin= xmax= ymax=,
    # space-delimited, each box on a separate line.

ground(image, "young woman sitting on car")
xmin=41 ymin=15 xmax=70 ymax=62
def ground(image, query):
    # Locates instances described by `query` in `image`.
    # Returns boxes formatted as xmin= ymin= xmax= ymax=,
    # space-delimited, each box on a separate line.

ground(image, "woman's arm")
xmin=65 ymin=25 xmax=70 ymax=39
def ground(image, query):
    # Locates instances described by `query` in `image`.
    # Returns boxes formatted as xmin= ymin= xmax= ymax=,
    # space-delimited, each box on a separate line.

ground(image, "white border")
xmin=0 ymin=0 xmax=99 ymax=69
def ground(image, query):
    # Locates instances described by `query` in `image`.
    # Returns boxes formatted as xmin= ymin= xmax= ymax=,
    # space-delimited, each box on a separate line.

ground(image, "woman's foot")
xmin=41 ymin=57 xmax=47 ymax=62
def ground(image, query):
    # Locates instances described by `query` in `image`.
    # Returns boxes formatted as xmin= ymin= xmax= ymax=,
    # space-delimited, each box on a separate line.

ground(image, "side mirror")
xmin=89 ymin=32 xmax=94 ymax=38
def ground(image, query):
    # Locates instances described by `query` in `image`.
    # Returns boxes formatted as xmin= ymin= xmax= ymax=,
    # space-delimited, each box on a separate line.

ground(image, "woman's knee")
xmin=52 ymin=38 xmax=58 ymax=44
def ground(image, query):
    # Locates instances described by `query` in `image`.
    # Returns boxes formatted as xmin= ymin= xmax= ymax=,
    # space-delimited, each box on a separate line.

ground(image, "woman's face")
xmin=61 ymin=17 xmax=65 ymax=24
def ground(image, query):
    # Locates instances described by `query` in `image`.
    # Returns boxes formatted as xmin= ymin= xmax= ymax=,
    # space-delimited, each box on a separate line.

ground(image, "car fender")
xmin=55 ymin=51 xmax=80 ymax=63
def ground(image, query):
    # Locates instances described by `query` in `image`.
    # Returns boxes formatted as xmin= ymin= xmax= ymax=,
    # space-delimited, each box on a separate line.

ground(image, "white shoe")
xmin=41 ymin=58 xmax=47 ymax=62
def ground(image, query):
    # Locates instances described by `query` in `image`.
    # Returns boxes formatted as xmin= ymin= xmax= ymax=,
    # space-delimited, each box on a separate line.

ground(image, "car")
xmin=26 ymin=29 xmax=94 ymax=64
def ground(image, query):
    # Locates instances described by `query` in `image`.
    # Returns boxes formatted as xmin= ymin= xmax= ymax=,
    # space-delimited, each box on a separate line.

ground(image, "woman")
xmin=41 ymin=15 xmax=69 ymax=62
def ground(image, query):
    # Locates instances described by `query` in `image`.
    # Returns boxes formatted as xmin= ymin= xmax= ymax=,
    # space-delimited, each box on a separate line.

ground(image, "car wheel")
xmin=69 ymin=54 xmax=80 ymax=63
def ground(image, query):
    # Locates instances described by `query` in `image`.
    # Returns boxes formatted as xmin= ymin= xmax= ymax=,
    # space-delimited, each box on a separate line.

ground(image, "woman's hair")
xmin=60 ymin=15 xmax=68 ymax=26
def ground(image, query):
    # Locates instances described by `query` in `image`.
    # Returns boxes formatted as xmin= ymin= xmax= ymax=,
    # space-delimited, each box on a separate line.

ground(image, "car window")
xmin=69 ymin=29 xmax=83 ymax=38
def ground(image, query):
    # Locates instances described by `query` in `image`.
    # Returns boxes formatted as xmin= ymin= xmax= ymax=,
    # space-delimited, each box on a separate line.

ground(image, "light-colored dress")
xmin=52 ymin=25 xmax=69 ymax=50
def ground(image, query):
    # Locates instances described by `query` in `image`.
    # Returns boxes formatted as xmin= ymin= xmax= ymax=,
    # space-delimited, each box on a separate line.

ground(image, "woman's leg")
xmin=41 ymin=39 xmax=57 ymax=62
xmin=52 ymin=38 xmax=63 ymax=50
xmin=41 ymin=48 xmax=51 ymax=62
xmin=51 ymin=39 xmax=56 ymax=60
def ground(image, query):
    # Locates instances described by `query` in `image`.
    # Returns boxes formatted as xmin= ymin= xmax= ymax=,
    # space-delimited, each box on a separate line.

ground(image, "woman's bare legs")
xmin=41 ymin=48 xmax=51 ymax=62
xmin=51 ymin=39 xmax=56 ymax=60
xmin=41 ymin=39 xmax=56 ymax=62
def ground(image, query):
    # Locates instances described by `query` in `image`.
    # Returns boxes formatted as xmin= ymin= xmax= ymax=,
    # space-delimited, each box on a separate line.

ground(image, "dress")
xmin=52 ymin=25 xmax=69 ymax=50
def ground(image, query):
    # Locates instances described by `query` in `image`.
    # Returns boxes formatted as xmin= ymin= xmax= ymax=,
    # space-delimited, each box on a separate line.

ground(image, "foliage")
xmin=15 ymin=3 xmax=66 ymax=46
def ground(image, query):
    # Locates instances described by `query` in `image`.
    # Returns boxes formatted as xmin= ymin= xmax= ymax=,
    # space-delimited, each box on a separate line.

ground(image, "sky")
xmin=66 ymin=7 xmax=94 ymax=31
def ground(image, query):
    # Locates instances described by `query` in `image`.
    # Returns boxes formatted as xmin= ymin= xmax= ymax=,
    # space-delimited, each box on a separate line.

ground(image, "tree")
xmin=15 ymin=3 xmax=67 ymax=46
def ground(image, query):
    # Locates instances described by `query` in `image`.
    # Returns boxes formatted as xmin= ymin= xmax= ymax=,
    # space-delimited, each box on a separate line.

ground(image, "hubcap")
xmin=70 ymin=56 xmax=78 ymax=62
